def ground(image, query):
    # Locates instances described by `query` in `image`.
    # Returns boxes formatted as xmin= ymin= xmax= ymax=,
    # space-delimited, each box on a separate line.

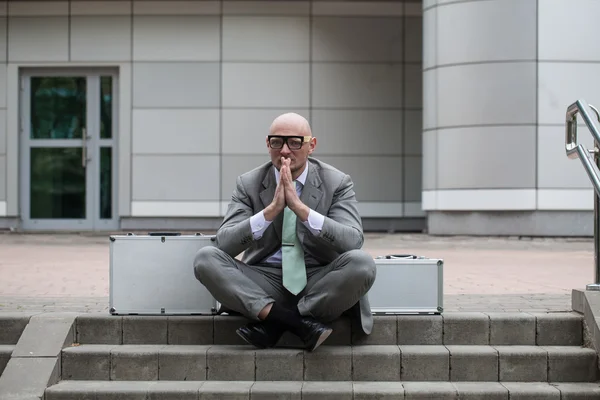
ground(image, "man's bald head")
xmin=269 ymin=112 xmax=312 ymax=137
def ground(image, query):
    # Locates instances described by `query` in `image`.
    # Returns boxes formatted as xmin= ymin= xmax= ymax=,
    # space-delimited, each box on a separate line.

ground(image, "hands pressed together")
xmin=264 ymin=157 xmax=310 ymax=222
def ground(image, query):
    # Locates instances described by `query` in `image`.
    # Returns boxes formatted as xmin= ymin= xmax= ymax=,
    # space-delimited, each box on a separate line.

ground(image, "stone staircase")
xmin=6 ymin=311 xmax=597 ymax=399
xmin=0 ymin=311 xmax=600 ymax=398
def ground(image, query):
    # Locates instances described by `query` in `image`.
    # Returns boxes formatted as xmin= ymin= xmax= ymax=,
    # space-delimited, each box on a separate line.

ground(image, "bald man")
xmin=194 ymin=113 xmax=376 ymax=351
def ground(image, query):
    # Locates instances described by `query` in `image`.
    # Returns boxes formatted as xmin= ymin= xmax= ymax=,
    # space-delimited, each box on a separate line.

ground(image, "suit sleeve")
xmin=215 ymin=176 xmax=256 ymax=257
xmin=316 ymin=174 xmax=364 ymax=253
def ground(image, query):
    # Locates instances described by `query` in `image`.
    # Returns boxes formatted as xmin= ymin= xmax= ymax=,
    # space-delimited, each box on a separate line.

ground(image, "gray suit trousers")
xmin=193 ymin=246 xmax=376 ymax=322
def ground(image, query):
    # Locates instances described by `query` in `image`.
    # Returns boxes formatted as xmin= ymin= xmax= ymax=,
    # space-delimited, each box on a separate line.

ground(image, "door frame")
xmin=19 ymin=67 xmax=119 ymax=231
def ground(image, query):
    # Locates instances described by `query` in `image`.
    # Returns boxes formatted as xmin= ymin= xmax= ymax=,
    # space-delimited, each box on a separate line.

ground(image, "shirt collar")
xmin=274 ymin=162 xmax=308 ymax=187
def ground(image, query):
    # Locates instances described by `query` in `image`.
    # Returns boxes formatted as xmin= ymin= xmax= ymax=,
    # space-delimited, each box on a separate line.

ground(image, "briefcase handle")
xmin=381 ymin=254 xmax=419 ymax=259
xmin=148 ymin=232 xmax=181 ymax=236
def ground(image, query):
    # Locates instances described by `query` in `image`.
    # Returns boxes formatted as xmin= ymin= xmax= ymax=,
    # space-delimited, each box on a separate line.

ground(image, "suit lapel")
xmin=298 ymin=162 xmax=323 ymax=243
xmin=259 ymin=166 xmax=283 ymax=243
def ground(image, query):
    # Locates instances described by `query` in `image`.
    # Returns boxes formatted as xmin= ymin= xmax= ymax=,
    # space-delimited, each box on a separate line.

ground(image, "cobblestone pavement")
xmin=0 ymin=232 xmax=592 ymax=313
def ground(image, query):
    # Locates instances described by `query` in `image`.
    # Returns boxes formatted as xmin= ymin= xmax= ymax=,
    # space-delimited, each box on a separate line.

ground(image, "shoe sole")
xmin=309 ymin=328 xmax=333 ymax=351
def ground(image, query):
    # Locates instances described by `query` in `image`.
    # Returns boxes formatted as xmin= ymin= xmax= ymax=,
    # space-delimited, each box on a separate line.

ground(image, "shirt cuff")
xmin=250 ymin=210 xmax=272 ymax=239
xmin=303 ymin=209 xmax=325 ymax=235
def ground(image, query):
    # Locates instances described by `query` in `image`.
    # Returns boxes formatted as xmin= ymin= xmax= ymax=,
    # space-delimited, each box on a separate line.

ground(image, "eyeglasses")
xmin=267 ymin=135 xmax=311 ymax=150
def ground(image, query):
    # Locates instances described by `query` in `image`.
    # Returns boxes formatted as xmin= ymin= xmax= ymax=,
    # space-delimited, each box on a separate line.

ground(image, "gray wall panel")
xmin=221 ymin=155 xmax=270 ymax=200
xmin=404 ymin=110 xmax=422 ymax=156
xmin=0 ymin=110 xmax=5 ymax=154
xmin=437 ymin=126 xmax=536 ymax=189
xmin=311 ymin=16 xmax=403 ymax=62
xmin=70 ymin=16 xmax=131 ymax=61
xmin=223 ymin=16 xmax=309 ymax=61
xmin=0 ymin=155 xmax=5 ymax=200
xmin=404 ymin=63 xmax=422 ymax=109
xmin=133 ymin=62 xmax=220 ymax=108
xmin=437 ymin=0 xmax=536 ymax=65
xmin=312 ymin=63 xmax=403 ymax=108
xmin=222 ymin=63 xmax=310 ymax=108
xmin=423 ymin=7 xmax=436 ymax=69
xmin=423 ymin=69 xmax=436 ymax=130
xmin=539 ymin=0 xmax=600 ymax=61
xmin=422 ymin=130 xmax=437 ymax=190
xmin=132 ymin=109 xmax=220 ymax=155
xmin=132 ymin=155 xmax=220 ymax=201
xmin=311 ymin=109 xmax=403 ymax=156
xmin=437 ymin=62 xmax=536 ymax=127
xmin=404 ymin=156 xmax=422 ymax=202
xmin=8 ymin=17 xmax=68 ymax=62
xmin=133 ymin=16 xmax=221 ymax=61
xmin=405 ymin=17 xmax=422 ymax=63
xmin=315 ymin=156 xmax=403 ymax=202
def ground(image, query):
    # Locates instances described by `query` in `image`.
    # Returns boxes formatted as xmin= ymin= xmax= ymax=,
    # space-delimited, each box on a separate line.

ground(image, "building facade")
xmin=0 ymin=0 xmax=595 ymax=236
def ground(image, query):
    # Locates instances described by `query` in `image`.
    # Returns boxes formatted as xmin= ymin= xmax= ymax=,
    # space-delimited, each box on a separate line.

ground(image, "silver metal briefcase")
xmin=109 ymin=232 xmax=219 ymax=315
xmin=369 ymin=255 xmax=443 ymax=315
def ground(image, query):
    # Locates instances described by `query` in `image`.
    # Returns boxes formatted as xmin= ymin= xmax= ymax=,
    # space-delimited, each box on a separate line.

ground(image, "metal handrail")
xmin=565 ymin=99 xmax=600 ymax=290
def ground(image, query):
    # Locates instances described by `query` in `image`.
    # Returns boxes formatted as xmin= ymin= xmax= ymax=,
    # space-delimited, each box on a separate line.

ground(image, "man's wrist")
xmin=292 ymin=201 xmax=310 ymax=222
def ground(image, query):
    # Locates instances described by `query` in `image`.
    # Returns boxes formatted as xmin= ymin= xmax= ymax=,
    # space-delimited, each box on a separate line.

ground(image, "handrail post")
xmin=591 ymin=143 xmax=600 ymax=291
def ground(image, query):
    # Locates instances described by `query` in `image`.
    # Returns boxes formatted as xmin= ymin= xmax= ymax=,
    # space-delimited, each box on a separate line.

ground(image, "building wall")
xmin=0 ymin=0 xmax=424 ymax=230
xmin=423 ymin=0 xmax=597 ymax=236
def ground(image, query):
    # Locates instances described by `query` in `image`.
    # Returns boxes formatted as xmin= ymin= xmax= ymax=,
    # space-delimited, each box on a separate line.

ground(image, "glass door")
xmin=20 ymin=71 xmax=118 ymax=230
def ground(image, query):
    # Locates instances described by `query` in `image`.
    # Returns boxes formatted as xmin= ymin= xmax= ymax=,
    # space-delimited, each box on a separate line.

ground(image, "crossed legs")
xmin=193 ymin=246 xmax=376 ymax=349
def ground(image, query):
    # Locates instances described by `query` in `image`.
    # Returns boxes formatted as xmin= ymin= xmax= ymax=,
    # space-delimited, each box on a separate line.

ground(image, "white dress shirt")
xmin=249 ymin=164 xmax=325 ymax=264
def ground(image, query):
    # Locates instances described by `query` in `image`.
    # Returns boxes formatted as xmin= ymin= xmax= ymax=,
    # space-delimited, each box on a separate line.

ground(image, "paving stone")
xmin=494 ymin=345 xmax=547 ymax=382
xmin=255 ymin=348 xmax=304 ymax=381
xmin=304 ymin=346 xmax=352 ymax=381
xmin=44 ymin=381 xmax=106 ymax=400
xmin=110 ymin=345 xmax=162 ymax=381
xmin=400 ymin=345 xmax=449 ymax=381
xmin=533 ymin=312 xmax=582 ymax=346
xmin=352 ymin=345 xmax=400 ymax=381
xmin=62 ymin=344 xmax=116 ymax=380
xmin=353 ymin=316 xmax=397 ymax=345
xmin=0 ymin=345 xmax=13 ymax=376
xmin=302 ymin=382 xmax=353 ymax=400
xmin=403 ymin=382 xmax=457 ymax=399
xmin=146 ymin=381 xmax=204 ymax=400
xmin=206 ymin=345 xmax=255 ymax=380
xmin=12 ymin=314 xmax=76 ymax=357
xmin=0 ymin=358 xmax=60 ymax=399
xmin=447 ymin=345 xmax=498 ymax=381
xmin=501 ymin=382 xmax=561 ymax=399
xmin=199 ymin=381 xmax=253 ymax=399
xmin=94 ymin=381 xmax=153 ymax=400
xmin=76 ymin=314 xmax=122 ymax=344
xmin=452 ymin=382 xmax=508 ymax=399
xmin=487 ymin=312 xmax=536 ymax=345
xmin=353 ymin=382 xmax=404 ymax=399
xmin=443 ymin=312 xmax=489 ymax=345
xmin=397 ymin=315 xmax=443 ymax=345
xmin=544 ymin=346 xmax=599 ymax=382
xmin=122 ymin=316 xmax=168 ymax=345
xmin=158 ymin=345 xmax=209 ymax=381
xmin=553 ymin=382 xmax=600 ymax=399
xmin=213 ymin=316 xmax=248 ymax=345
xmin=167 ymin=316 xmax=213 ymax=345
xmin=251 ymin=381 xmax=302 ymax=400
xmin=0 ymin=313 xmax=35 ymax=344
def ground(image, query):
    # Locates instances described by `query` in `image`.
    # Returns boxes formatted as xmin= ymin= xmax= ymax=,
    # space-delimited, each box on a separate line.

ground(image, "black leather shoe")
xmin=298 ymin=317 xmax=333 ymax=351
xmin=236 ymin=322 xmax=284 ymax=349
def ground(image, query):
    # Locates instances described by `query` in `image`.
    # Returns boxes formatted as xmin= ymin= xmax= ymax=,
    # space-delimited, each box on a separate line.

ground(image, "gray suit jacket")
xmin=215 ymin=157 xmax=373 ymax=334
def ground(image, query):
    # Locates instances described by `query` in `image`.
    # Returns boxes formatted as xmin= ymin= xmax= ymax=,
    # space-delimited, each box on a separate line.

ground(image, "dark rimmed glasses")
xmin=267 ymin=135 xmax=311 ymax=150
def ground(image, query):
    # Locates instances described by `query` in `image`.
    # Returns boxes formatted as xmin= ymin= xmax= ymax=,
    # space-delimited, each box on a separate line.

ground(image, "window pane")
xmin=30 ymin=147 xmax=86 ymax=219
xmin=100 ymin=147 xmax=112 ymax=219
xmin=31 ymin=77 xmax=86 ymax=139
xmin=100 ymin=76 xmax=112 ymax=139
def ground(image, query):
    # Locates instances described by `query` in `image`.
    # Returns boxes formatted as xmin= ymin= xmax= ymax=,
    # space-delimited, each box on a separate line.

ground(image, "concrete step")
xmin=60 ymin=344 xmax=599 ymax=383
xmin=0 ymin=345 xmax=14 ymax=376
xmin=74 ymin=312 xmax=583 ymax=347
xmin=44 ymin=380 xmax=600 ymax=399
xmin=0 ymin=313 xmax=32 ymax=344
